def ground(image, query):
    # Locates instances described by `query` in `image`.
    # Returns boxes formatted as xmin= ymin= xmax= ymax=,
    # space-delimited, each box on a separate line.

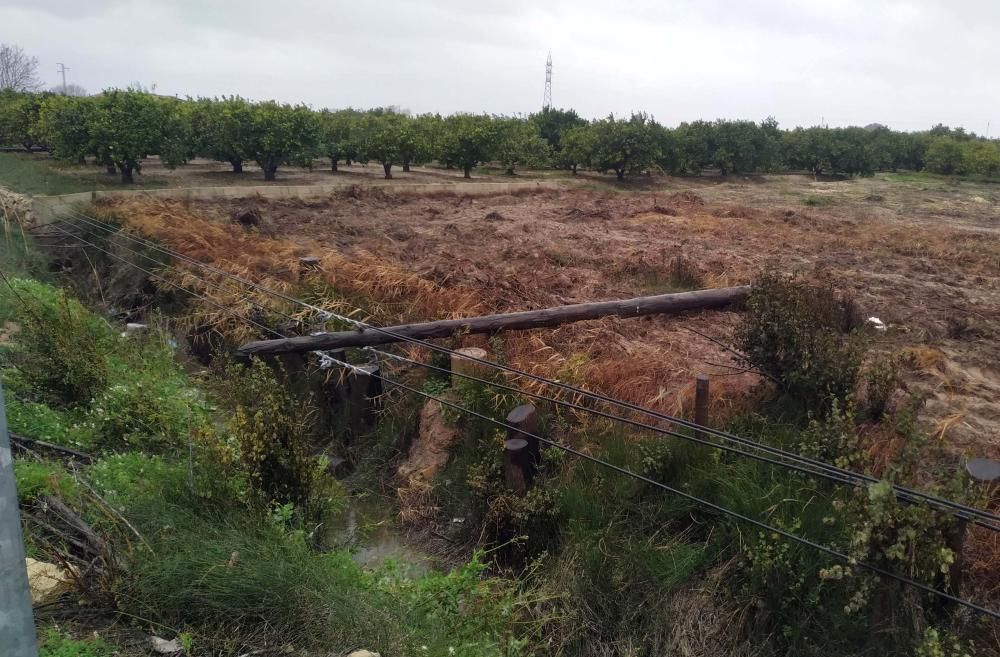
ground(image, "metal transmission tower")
xmin=543 ymin=52 xmax=552 ymax=109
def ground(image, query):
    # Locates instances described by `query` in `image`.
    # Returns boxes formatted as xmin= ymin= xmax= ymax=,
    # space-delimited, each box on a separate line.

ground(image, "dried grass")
xmin=95 ymin=198 xmax=483 ymax=339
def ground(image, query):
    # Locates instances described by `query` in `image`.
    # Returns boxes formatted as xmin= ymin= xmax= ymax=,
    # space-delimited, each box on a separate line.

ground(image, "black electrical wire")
xmin=27 ymin=222 xmax=1000 ymax=619
xmin=328 ymin=353 xmax=1000 ymax=621
xmin=40 ymin=223 xmax=286 ymax=340
xmin=45 ymin=210 xmax=1000 ymax=530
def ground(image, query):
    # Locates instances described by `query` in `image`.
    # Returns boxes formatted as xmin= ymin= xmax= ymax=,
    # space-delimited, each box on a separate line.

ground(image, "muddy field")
xmin=107 ymin=173 xmax=1000 ymax=459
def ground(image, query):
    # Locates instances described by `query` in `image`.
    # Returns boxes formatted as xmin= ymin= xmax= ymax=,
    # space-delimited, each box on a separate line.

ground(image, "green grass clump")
xmin=14 ymin=460 xmax=79 ymax=502
xmin=38 ymin=629 xmax=113 ymax=657
xmin=803 ymin=194 xmax=836 ymax=206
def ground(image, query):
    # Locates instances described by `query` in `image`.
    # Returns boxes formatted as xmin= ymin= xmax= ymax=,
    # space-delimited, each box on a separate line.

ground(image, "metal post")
xmin=0 ymin=380 xmax=39 ymax=657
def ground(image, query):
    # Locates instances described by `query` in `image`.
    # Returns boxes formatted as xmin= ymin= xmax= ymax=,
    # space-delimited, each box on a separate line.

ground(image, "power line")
xmin=39 ymin=223 xmax=286 ymax=340
xmin=27 ymin=222 xmax=1000 ymax=619
xmin=543 ymin=51 xmax=552 ymax=110
xmin=56 ymin=63 xmax=69 ymax=95
xmin=326 ymin=352 xmax=1000 ymax=621
xmin=45 ymin=209 xmax=1000 ymax=530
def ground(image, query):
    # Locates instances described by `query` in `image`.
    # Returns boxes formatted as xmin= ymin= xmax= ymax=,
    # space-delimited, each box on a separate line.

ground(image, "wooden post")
xmin=506 ymin=404 xmax=539 ymax=467
xmin=348 ymin=363 xmax=382 ymax=442
xmin=504 ymin=438 xmax=531 ymax=495
xmin=948 ymin=458 xmax=1000 ymax=598
xmin=947 ymin=518 xmax=968 ymax=597
xmin=450 ymin=347 xmax=489 ymax=386
xmin=694 ymin=374 xmax=710 ymax=431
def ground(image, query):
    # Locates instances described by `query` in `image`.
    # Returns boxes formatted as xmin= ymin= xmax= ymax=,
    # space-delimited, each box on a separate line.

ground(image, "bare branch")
xmin=0 ymin=43 xmax=43 ymax=92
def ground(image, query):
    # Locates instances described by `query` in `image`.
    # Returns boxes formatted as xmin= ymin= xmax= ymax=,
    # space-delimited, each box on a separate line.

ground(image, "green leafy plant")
xmin=38 ymin=629 xmax=113 ymax=657
xmin=2 ymin=278 xmax=112 ymax=405
xmin=736 ymin=270 xmax=866 ymax=414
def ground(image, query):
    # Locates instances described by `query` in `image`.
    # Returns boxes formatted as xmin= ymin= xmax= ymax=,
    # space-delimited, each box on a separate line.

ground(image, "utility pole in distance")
xmin=0 ymin=380 xmax=38 ymax=657
xmin=56 ymin=62 xmax=69 ymax=94
xmin=543 ymin=51 xmax=552 ymax=110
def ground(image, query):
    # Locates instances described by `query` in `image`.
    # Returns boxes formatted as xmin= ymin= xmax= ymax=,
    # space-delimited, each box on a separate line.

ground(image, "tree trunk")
xmin=345 ymin=158 xmax=352 ymax=166
xmin=105 ymin=163 xmax=117 ymax=175
xmin=119 ymin=163 xmax=135 ymax=184
xmin=402 ymin=160 xmax=410 ymax=172
xmin=463 ymin=164 xmax=472 ymax=179
xmin=331 ymin=159 xmax=338 ymax=172
xmin=571 ymin=164 xmax=577 ymax=175
xmin=239 ymin=286 xmax=752 ymax=356
xmin=230 ymin=158 xmax=243 ymax=174
xmin=383 ymin=162 xmax=393 ymax=179
xmin=505 ymin=167 xmax=515 ymax=176
xmin=615 ymin=169 xmax=625 ymax=181
xmin=264 ymin=165 xmax=277 ymax=181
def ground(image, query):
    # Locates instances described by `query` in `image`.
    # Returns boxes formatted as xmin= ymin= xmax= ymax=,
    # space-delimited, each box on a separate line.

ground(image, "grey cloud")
xmin=1 ymin=0 xmax=997 ymax=131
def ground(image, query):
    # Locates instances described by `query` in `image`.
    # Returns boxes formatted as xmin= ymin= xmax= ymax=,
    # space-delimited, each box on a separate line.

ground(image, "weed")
xmin=14 ymin=460 xmax=80 ymax=502
xmin=38 ymin=628 xmax=113 ymax=657
xmin=736 ymin=270 xmax=866 ymax=414
xmin=1 ymin=278 xmax=112 ymax=405
xmin=217 ymin=358 xmax=336 ymax=514
xmin=804 ymin=195 xmax=836 ymax=206
xmin=863 ymin=354 xmax=901 ymax=421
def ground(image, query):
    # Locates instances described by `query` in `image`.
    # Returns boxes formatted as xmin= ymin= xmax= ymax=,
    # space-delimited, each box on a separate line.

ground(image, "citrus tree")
xmin=246 ymin=101 xmax=319 ymax=181
xmin=494 ymin=117 xmax=550 ymax=175
xmin=439 ymin=114 xmax=500 ymax=178
xmin=923 ymin=136 xmax=965 ymax=175
xmin=36 ymin=94 xmax=95 ymax=162
xmin=319 ymin=108 xmax=362 ymax=172
xmin=589 ymin=112 xmax=661 ymax=180
xmin=359 ymin=111 xmax=409 ymax=179
xmin=86 ymin=89 xmax=166 ymax=183
xmin=191 ymin=96 xmax=255 ymax=173
xmin=554 ymin=124 xmax=594 ymax=174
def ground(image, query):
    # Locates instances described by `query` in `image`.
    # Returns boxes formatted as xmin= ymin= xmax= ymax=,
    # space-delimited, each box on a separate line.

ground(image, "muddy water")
xmin=326 ymin=500 xmax=433 ymax=576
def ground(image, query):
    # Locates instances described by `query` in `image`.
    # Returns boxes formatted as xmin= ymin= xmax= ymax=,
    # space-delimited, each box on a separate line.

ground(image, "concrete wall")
xmin=29 ymin=180 xmax=567 ymax=225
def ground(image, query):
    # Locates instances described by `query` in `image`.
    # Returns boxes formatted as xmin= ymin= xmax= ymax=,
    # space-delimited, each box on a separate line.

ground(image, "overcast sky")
xmin=3 ymin=0 xmax=998 ymax=133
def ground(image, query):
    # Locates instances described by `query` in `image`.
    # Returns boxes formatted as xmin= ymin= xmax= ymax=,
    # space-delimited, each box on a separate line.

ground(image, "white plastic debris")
xmin=150 ymin=636 xmax=183 ymax=654
xmin=867 ymin=317 xmax=887 ymax=331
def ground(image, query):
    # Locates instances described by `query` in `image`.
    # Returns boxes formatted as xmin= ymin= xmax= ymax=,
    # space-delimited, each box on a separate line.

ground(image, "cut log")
xmin=238 ymin=286 xmax=750 ymax=356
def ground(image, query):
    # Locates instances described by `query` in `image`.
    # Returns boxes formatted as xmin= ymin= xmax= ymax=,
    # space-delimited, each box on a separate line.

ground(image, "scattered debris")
xmin=484 ymin=210 xmax=506 ymax=221
xmin=231 ymin=206 xmax=261 ymax=227
xmin=866 ymin=316 xmax=887 ymax=331
xmin=347 ymin=651 xmax=381 ymax=657
xmin=25 ymin=558 xmax=75 ymax=605
xmin=125 ymin=322 xmax=147 ymax=332
xmin=150 ymin=636 xmax=183 ymax=654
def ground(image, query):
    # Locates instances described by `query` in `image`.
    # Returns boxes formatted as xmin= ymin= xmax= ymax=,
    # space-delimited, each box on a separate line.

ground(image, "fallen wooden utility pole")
xmin=239 ymin=286 xmax=750 ymax=356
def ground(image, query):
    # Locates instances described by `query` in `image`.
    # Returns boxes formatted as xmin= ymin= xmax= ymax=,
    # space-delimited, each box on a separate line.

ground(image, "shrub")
xmin=1 ymin=278 xmax=111 ymax=405
xmin=735 ymin=270 xmax=866 ymax=414
xmin=217 ymin=358 xmax=331 ymax=512
xmin=862 ymin=354 xmax=900 ymax=421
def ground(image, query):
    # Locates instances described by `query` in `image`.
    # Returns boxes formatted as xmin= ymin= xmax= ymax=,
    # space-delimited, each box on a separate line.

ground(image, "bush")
xmin=86 ymin=334 xmax=209 ymax=452
xmin=736 ymin=270 xmax=866 ymax=414
xmin=862 ymin=354 xmax=900 ymax=421
xmin=1 ymin=278 xmax=112 ymax=405
xmin=217 ymin=358 xmax=332 ymax=512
